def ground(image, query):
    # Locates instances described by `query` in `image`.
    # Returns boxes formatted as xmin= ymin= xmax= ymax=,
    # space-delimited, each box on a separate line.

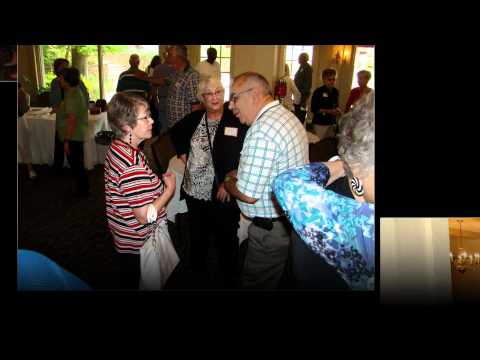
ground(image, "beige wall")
xmin=381 ymin=218 xmax=453 ymax=304
xmin=230 ymin=45 xmax=282 ymax=91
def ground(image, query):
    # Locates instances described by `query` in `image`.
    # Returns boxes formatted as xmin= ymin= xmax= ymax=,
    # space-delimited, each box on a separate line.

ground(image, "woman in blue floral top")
xmin=273 ymin=91 xmax=375 ymax=290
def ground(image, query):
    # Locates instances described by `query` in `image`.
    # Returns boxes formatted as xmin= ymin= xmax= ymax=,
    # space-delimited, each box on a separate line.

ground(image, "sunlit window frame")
xmin=37 ymin=45 xmax=162 ymax=100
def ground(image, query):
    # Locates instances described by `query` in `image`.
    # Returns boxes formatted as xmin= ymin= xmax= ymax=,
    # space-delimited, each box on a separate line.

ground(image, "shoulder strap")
xmin=204 ymin=113 xmax=220 ymax=188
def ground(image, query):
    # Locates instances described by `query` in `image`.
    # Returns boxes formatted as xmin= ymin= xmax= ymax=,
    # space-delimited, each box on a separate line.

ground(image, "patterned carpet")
xmin=17 ymin=134 xmax=335 ymax=291
xmin=18 ymin=163 xmax=247 ymax=290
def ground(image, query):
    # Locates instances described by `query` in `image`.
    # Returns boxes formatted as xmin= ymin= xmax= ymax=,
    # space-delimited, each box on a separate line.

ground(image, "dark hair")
xmin=53 ymin=58 xmax=69 ymax=76
xmin=149 ymin=55 xmax=161 ymax=69
xmin=107 ymin=93 xmax=148 ymax=138
xmin=61 ymin=67 xmax=80 ymax=87
xmin=322 ymin=68 xmax=337 ymax=80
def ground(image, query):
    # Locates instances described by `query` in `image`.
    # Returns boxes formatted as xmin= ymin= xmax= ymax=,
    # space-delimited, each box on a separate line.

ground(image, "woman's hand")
xmin=216 ymin=182 xmax=231 ymax=203
xmin=324 ymin=160 xmax=345 ymax=187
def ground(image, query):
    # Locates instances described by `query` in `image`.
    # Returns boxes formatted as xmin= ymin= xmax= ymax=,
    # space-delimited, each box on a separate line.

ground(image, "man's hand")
xmin=216 ymin=182 xmax=231 ymax=203
xmin=225 ymin=170 xmax=237 ymax=179
xmin=223 ymin=170 xmax=238 ymax=195
xmin=64 ymin=140 xmax=70 ymax=155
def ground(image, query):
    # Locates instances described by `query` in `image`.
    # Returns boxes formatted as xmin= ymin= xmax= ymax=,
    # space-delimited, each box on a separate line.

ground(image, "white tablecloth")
xmin=165 ymin=156 xmax=188 ymax=223
xmin=19 ymin=107 xmax=111 ymax=170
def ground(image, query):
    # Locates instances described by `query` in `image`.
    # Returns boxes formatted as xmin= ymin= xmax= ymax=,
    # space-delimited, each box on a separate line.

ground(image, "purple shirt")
xmin=153 ymin=63 xmax=176 ymax=98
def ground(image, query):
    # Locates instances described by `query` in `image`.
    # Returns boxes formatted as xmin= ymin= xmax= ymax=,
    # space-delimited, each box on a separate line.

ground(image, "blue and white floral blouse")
xmin=273 ymin=162 xmax=375 ymax=290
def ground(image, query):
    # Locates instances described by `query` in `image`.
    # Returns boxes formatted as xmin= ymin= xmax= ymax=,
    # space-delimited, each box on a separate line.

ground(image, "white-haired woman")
xmin=344 ymin=70 xmax=372 ymax=113
xmin=170 ymin=76 xmax=248 ymax=288
xmin=273 ymin=91 xmax=375 ymax=290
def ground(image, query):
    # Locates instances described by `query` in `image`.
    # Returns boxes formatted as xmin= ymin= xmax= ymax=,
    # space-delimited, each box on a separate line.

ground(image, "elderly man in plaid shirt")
xmin=165 ymin=45 xmax=202 ymax=130
xmin=225 ymin=72 xmax=309 ymax=289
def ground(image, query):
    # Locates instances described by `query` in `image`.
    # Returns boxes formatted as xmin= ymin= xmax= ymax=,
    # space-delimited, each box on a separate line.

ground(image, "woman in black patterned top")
xmin=170 ymin=77 xmax=248 ymax=288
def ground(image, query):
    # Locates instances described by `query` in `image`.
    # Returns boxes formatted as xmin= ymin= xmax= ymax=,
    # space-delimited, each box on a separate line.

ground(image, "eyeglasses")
xmin=137 ymin=112 xmax=152 ymax=121
xmin=327 ymin=78 xmax=336 ymax=81
xmin=230 ymin=88 xmax=254 ymax=104
xmin=203 ymin=89 xmax=224 ymax=99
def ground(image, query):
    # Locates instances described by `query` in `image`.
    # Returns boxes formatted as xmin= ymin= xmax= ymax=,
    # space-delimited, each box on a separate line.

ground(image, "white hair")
xmin=197 ymin=77 xmax=225 ymax=103
xmin=338 ymin=91 xmax=375 ymax=179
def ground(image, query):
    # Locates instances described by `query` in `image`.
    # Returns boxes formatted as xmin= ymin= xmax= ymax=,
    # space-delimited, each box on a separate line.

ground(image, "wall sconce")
xmin=334 ymin=51 xmax=341 ymax=64
xmin=333 ymin=46 xmax=351 ymax=65
xmin=342 ymin=46 xmax=350 ymax=64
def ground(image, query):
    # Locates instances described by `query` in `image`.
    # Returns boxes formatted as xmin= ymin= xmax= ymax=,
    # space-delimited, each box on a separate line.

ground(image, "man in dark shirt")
xmin=310 ymin=68 xmax=341 ymax=141
xmin=116 ymin=54 xmax=152 ymax=99
xmin=293 ymin=52 xmax=312 ymax=124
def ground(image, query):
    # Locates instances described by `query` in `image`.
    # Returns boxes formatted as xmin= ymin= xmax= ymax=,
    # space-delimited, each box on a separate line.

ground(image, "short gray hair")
xmin=107 ymin=93 xmax=149 ymax=138
xmin=197 ymin=77 xmax=225 ymax=103
xmin=337 ymin=91 xmax=375 ymax=178
xmin=299 ymin=52 xmax=309 ymax=62
xmin=233 ymin=71 xmax=272 ymax=97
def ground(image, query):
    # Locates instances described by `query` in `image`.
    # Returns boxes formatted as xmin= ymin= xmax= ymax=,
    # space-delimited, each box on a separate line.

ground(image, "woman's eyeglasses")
xmin=137 ymin=113 xmax=152 ymax=121
xmin=203 ymin=89 xmax=224 ymax=99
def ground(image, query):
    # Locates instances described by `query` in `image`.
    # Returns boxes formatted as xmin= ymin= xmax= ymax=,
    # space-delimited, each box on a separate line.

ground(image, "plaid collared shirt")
xmin=166 ymin=64 xmax=200 ymax=129
xmin=236 ymin=101 xmax=309 ymax=218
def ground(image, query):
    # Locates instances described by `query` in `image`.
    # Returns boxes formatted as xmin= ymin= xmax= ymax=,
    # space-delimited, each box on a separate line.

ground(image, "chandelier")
xmin=450 ymin=219 xmax=480 ymax=273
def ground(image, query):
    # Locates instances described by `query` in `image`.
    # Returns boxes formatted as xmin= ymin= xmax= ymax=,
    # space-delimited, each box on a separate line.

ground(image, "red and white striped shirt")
xmin=104 ymin=139 xmax=167 ymax=254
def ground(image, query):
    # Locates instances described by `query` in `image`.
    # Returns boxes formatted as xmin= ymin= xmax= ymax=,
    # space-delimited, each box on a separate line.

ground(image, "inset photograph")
xmin=381 ymin=218 xmax=480 ymax=305
xmin=0 ymin=45 xmax=17 ymax=81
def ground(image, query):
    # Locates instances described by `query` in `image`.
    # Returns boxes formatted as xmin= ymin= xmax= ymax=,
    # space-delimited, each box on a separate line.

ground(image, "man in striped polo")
xmin=225 ymin=72 xmax=309 ymax=289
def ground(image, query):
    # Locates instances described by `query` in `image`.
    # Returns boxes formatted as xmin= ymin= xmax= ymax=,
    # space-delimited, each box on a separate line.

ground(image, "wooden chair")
xmin=150 ymin=131 xmax=177 ymax=174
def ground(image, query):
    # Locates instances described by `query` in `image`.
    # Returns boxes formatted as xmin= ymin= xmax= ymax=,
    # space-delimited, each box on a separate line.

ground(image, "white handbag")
xmin=139 ymin=222 xmax=179 ymax=290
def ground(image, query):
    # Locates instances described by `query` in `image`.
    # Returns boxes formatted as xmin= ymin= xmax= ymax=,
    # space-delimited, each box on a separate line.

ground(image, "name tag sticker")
xmin=224 ymin=127 xmax=238 ymax=137
xmin=323 ymin=92 xmax=328 ymax=98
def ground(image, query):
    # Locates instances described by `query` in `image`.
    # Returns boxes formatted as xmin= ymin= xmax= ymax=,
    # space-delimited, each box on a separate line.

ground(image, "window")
xmin=40 ymin=45 xmax=161 ymax=102
xmin=41 ymin=45 xmax=100 ymax=100
xmin=285 ymin=45 xmax=314 ymax=80
xmin=200 ymin=45 xmax=231 ymax=101
xmin=102 ymin=45 xmax=159 ymax=101
xmin=351 ymin=46 xmax=375 ymax=89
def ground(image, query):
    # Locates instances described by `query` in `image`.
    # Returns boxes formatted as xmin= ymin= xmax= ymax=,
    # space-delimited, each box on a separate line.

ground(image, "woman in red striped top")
xmin=105 ymin=93 xmax=176 ymax=289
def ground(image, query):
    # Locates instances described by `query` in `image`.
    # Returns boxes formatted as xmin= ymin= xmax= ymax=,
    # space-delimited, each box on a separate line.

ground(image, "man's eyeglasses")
xmin=137 ymin=112 xmax=152 ymax=121
xmin=229 ymin=88 xmax=254 ymax=104
xmin=203 ymin=89 xmax=224 ymax=99
xmin=327 ymin=78 xmax=336 ymax=81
